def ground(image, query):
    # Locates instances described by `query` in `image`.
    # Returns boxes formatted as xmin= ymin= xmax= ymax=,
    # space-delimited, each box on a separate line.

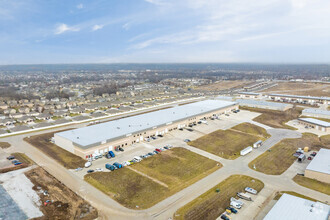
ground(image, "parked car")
xmin=148 ymin=152 xmax=154 ymax=156
xmin=122 ymin=161 xmax=131 ymax=166
xmin=164 ymin=146 xmax=169 ymax=150
xmin=11 ymin=160 xmax=19 ymax=164
xmin=153 ymin=150 xmax=159 ymax=154
xmin=155 ymin=148 xmax=162 ymax=152
xmin=95 ymin=168 xmax=103 ymax=172
xmin=118 ymin=147 xmax=124 ymax=152
xmin=105 ymin=163 xmax=115 ymax=171
xmin=179 ymin=128 xmax=183 ymax=131
xmin=160 ymin=147 xmax=165 ymax=151
xmin=220 ymin=214 xmax=230 ymax=220
xmin=184 ymin=139 xmax=191 ymax=142
xmin=106 ymin=153 xmax=112 ymax=159
xmin=84 ymin=161 xmax=92 ymax=168
xmin=230 ymin=201 xmax=242 ymax=209
xmin=75 ymin=167 xmax=83 ymax=172
xmin=151 ymin=136 xmax=157 ymax=139
xmin=87 ymin=169 xmax=94 ymax=173
xmin=14 ymin=162 xmax=22 ymax=165
xmin=113 ymin=162 xmax=123 ymax=169
xmin=311 ymin=152 xmax=317 ymax=157
xmin=308 ymin=156 xmax=312 ymax=160
xmin=227 ymin=207 xmax=238 ymax=214
xmin=109 ymin=151 xmax=115 ymax=157
xmin=158 ymin=134 xmax=163 ymax=137
xmin=245 ymin=187 xmax=258 ymax=195
xmin=6 ymin=155 xmax=15 ymax=160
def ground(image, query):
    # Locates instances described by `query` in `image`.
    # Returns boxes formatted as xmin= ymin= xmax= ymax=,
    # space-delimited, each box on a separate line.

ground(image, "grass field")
xmin=188 ymin=126 xmax=263 ymax=159
xmin=274 ymin=191 xmax=318 ymax=201
xmin=240 ymin=106 xmax=303 ymax=130
xmin=260 ymin=82 xmax=330 ymax=97
xmin=231 ymin=122 xmax=270 ymax=139
xmin=248 ymin=133 xmax=328 ymax=175
xmin=293 ymin=175 xmax=330 ymax=196
xmin=85 ymin=148 xmax=220 ymax=209
xmin=320 ymin=134 xmax=330 ymax=147
xmin=24 ymin=130 xmax=86 ymax=169
xmin=174 ymin=175 xmax=264 ymax=220
xmin=196 ymin=80 xmax=252 ymax=91
xmin=0 ymin=141 xmax=11 ymax=149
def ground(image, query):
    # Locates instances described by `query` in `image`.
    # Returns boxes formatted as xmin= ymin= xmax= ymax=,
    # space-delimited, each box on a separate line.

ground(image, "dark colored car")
xmin=228 ymin=207 xmax=238 ymax=214
xmin=220 ymin=214 xmax=230 ymax=220
xmin=87 ymin=169 xmax=94 ymax=173
xmin=179 ymin=128 xmax=183 ymax=131
xmin=109 ymin=151 xmax=115 ymax=157
xmin=164 ymin=146 xmax=169 ymax=150
xmin=148 ymin=152 xmax=154 ymax=156
xmin=14 ymin=162 xmax=22 ymax=165
xmin=158 ymin=134 xmax=163 ymax=137
xmin=7 ymin=156 xmax=15 ymax=160
xmin=11 ymin=160 xmax=19 ymax=164
xmin=153 ymin=150 xmax=159 ymax=154
xmin=106 ymin=153 xmax=112 ymax=159
xmin=119 ymin=147 xmax=124 ymax=152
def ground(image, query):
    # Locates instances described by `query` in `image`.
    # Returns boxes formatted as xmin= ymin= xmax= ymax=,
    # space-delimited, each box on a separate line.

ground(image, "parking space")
xmin=0 ymin=149 xmax=12 ymax=169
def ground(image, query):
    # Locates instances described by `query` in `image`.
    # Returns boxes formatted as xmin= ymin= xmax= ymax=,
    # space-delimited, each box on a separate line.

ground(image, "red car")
xmin=155 ymin=148 xmax=162 ymax=152
xmin=307 ymin=157 xmax=312 ymax=160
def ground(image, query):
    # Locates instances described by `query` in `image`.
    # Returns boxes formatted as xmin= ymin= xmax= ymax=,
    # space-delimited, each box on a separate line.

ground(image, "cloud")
xmin=77 ymin=4 xmax=84 ymax=9
xmin=92 ymin=24 xmax=104 ymax=31
xmin=54 ymin=23 xmax=80 ymax=35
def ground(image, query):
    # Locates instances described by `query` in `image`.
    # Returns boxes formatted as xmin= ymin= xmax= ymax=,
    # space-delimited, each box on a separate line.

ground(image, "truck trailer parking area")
xmin=84 ymin=147 xmax=220 ymax=209
xmin=173 ymin=175 xmax=264 ymax=220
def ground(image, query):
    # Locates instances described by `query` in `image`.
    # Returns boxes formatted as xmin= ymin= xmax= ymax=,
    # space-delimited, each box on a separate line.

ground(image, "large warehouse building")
xmin=54 ymin=100 xmax=238 ymax=158
xmin=305 ymin=148 xmax=330 ymax=183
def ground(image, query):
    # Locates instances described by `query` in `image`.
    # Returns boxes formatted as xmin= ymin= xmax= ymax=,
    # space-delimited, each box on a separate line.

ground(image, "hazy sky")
xmin=1 ymin=0 xmax=330 ymax=64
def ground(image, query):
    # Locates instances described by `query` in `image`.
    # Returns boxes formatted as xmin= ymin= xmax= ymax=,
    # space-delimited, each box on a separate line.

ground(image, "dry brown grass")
xmin=24 ymin=130 xmax=86 ymax=169
xmin=293 ymin=175 xmax=330 ymax=196
xmin=261 ymin=82 xmax=330 ymax=97
xmin=0 ymin=141 xmax=11 ymax=149
xmin=240 ymin=106 xmax=303 ymax=130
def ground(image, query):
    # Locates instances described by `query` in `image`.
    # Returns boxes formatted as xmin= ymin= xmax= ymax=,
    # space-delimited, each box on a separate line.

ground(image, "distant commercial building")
xmin=238 ymin=92 xmax=261 ymax=99
xmin=297 ymin=118 xmax=330 ymax=132
xmin=264 ymin=193 xmax=329 ymax=220
xmin=305 ymin=148 xmax=330 ymax=183
xmin=269 ymin=94 xmax=330 ymax=106
xmin=236 ymin=99 xmax=292 ymax=111
xmin=302 ymin=108 xmax=330 ymax=119
xmin=54 ymin=100 xmax=238 ymax=158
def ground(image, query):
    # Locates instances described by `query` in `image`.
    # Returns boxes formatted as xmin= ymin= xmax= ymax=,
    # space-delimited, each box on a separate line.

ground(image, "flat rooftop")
xmin=306 ymin=148 xmax=330 ymax=175
xmin=302 ymin=108 xmax=330 ymax=116
xmin=269 ymin=93 xmax=330 ymax=101
xmin=298 ymin=118 xmax=330 ymax=127
xmin=236 ymin=99 xmax=291 ymax=108
xmin=264 ymin=193 xmax=329 ymax=220
xmin=55 ymin=99 xmax=237 ymax=149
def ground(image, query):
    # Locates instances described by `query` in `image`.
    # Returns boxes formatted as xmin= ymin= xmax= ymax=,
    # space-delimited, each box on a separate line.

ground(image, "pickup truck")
xmin=245 ymin=187 xmax=258 ymax=195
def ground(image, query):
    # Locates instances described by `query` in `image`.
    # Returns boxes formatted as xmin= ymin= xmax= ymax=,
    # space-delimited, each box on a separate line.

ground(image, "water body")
xmin=0 ymin=185 xmax=27 ymax=220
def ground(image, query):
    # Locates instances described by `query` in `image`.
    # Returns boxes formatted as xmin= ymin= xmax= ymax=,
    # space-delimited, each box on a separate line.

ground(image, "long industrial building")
xmin=305 ymin=148 xmax=330 ymax=183
xmin=54 ymin=100 xmax=238 ymax=158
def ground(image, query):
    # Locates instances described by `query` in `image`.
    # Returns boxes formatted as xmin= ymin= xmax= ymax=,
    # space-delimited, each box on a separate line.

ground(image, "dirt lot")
xmin=0 ymin=153 xmax=34 ymax=174
xmin=26 ymin=167 xmax=98 ymax=220
xmin=196 ymin=80 xmax=252 ymax=91
xmin=24 ymin=130 xmax=86 ymax=169
xmin=293 ymin=175 xmax=330 ymax=196
xmin=174 ymin=175 xmax=264 ymax=220
xmin=260 ymin=82 xmax=330 ymax=97
xmin=85 ymin=147 xmax=219 ymax=209
xmin=0 ymin=141 xmax=11 ymax=149
xmin=320 ymin=134 xmax=330 ymax=146
xmin=240 ymin=106 xmax=303 ymax=130
xmin=188 ymin=126 xmax=263 ymax=159
xmin=248 ymin=133 xmax=328 ymax=175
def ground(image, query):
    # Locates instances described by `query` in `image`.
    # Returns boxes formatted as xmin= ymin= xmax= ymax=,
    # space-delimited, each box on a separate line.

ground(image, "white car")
xmin=84 ymin=161 xmax=92 ymax=168
xmin=95 ymin=168 xmax=103 ymax=172
xmin=122 ymin=161 xmax=131 ymax=166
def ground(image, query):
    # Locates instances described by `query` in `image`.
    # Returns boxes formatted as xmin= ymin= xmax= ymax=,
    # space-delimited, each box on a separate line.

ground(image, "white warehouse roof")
xmin=269 ymin=93 xmax=330 ymax=101
xmin=298 ymin=118 xmax=330 ymax=127
xmin=264 ymin=193 xmax=330 ymax=220
xmin=305 ymin=148 xmax=330 ymax=175
xmin=236 ymin=99 xmax=291 ymax=109
xmin=55 ymin=100 xmax=237 ymax=149
xmin=302 ymin=108 xmax=330 ymax=116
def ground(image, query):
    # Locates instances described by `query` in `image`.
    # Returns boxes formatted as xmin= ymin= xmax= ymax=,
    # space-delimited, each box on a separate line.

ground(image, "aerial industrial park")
xmin=1 ymin=0 xmax=330 ymax=220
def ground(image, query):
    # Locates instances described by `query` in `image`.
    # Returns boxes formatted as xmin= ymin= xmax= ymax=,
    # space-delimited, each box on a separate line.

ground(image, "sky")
xmin=0 ymin=0 xmax=330 ymax=64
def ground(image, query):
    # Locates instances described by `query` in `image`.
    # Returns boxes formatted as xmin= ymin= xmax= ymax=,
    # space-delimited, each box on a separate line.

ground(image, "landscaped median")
xmin=293 ymin=175 xmax=330 ymax=196
xmin=188 ymin=123 xmax=270 ymax=159
xmin=84 ymin=147 xmax=220 ymax=209
xmin=173 ymin=175 xmax=264 ymax=220
xmin=248 ymin=133 xmax=328 ymax=175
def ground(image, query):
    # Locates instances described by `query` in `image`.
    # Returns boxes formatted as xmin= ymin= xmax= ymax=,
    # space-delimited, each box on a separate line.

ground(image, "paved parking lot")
xmin=0 ymin=185 xmax=28 ymax=220
xmin=0 ymin=149 xmax=12 ymax=169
